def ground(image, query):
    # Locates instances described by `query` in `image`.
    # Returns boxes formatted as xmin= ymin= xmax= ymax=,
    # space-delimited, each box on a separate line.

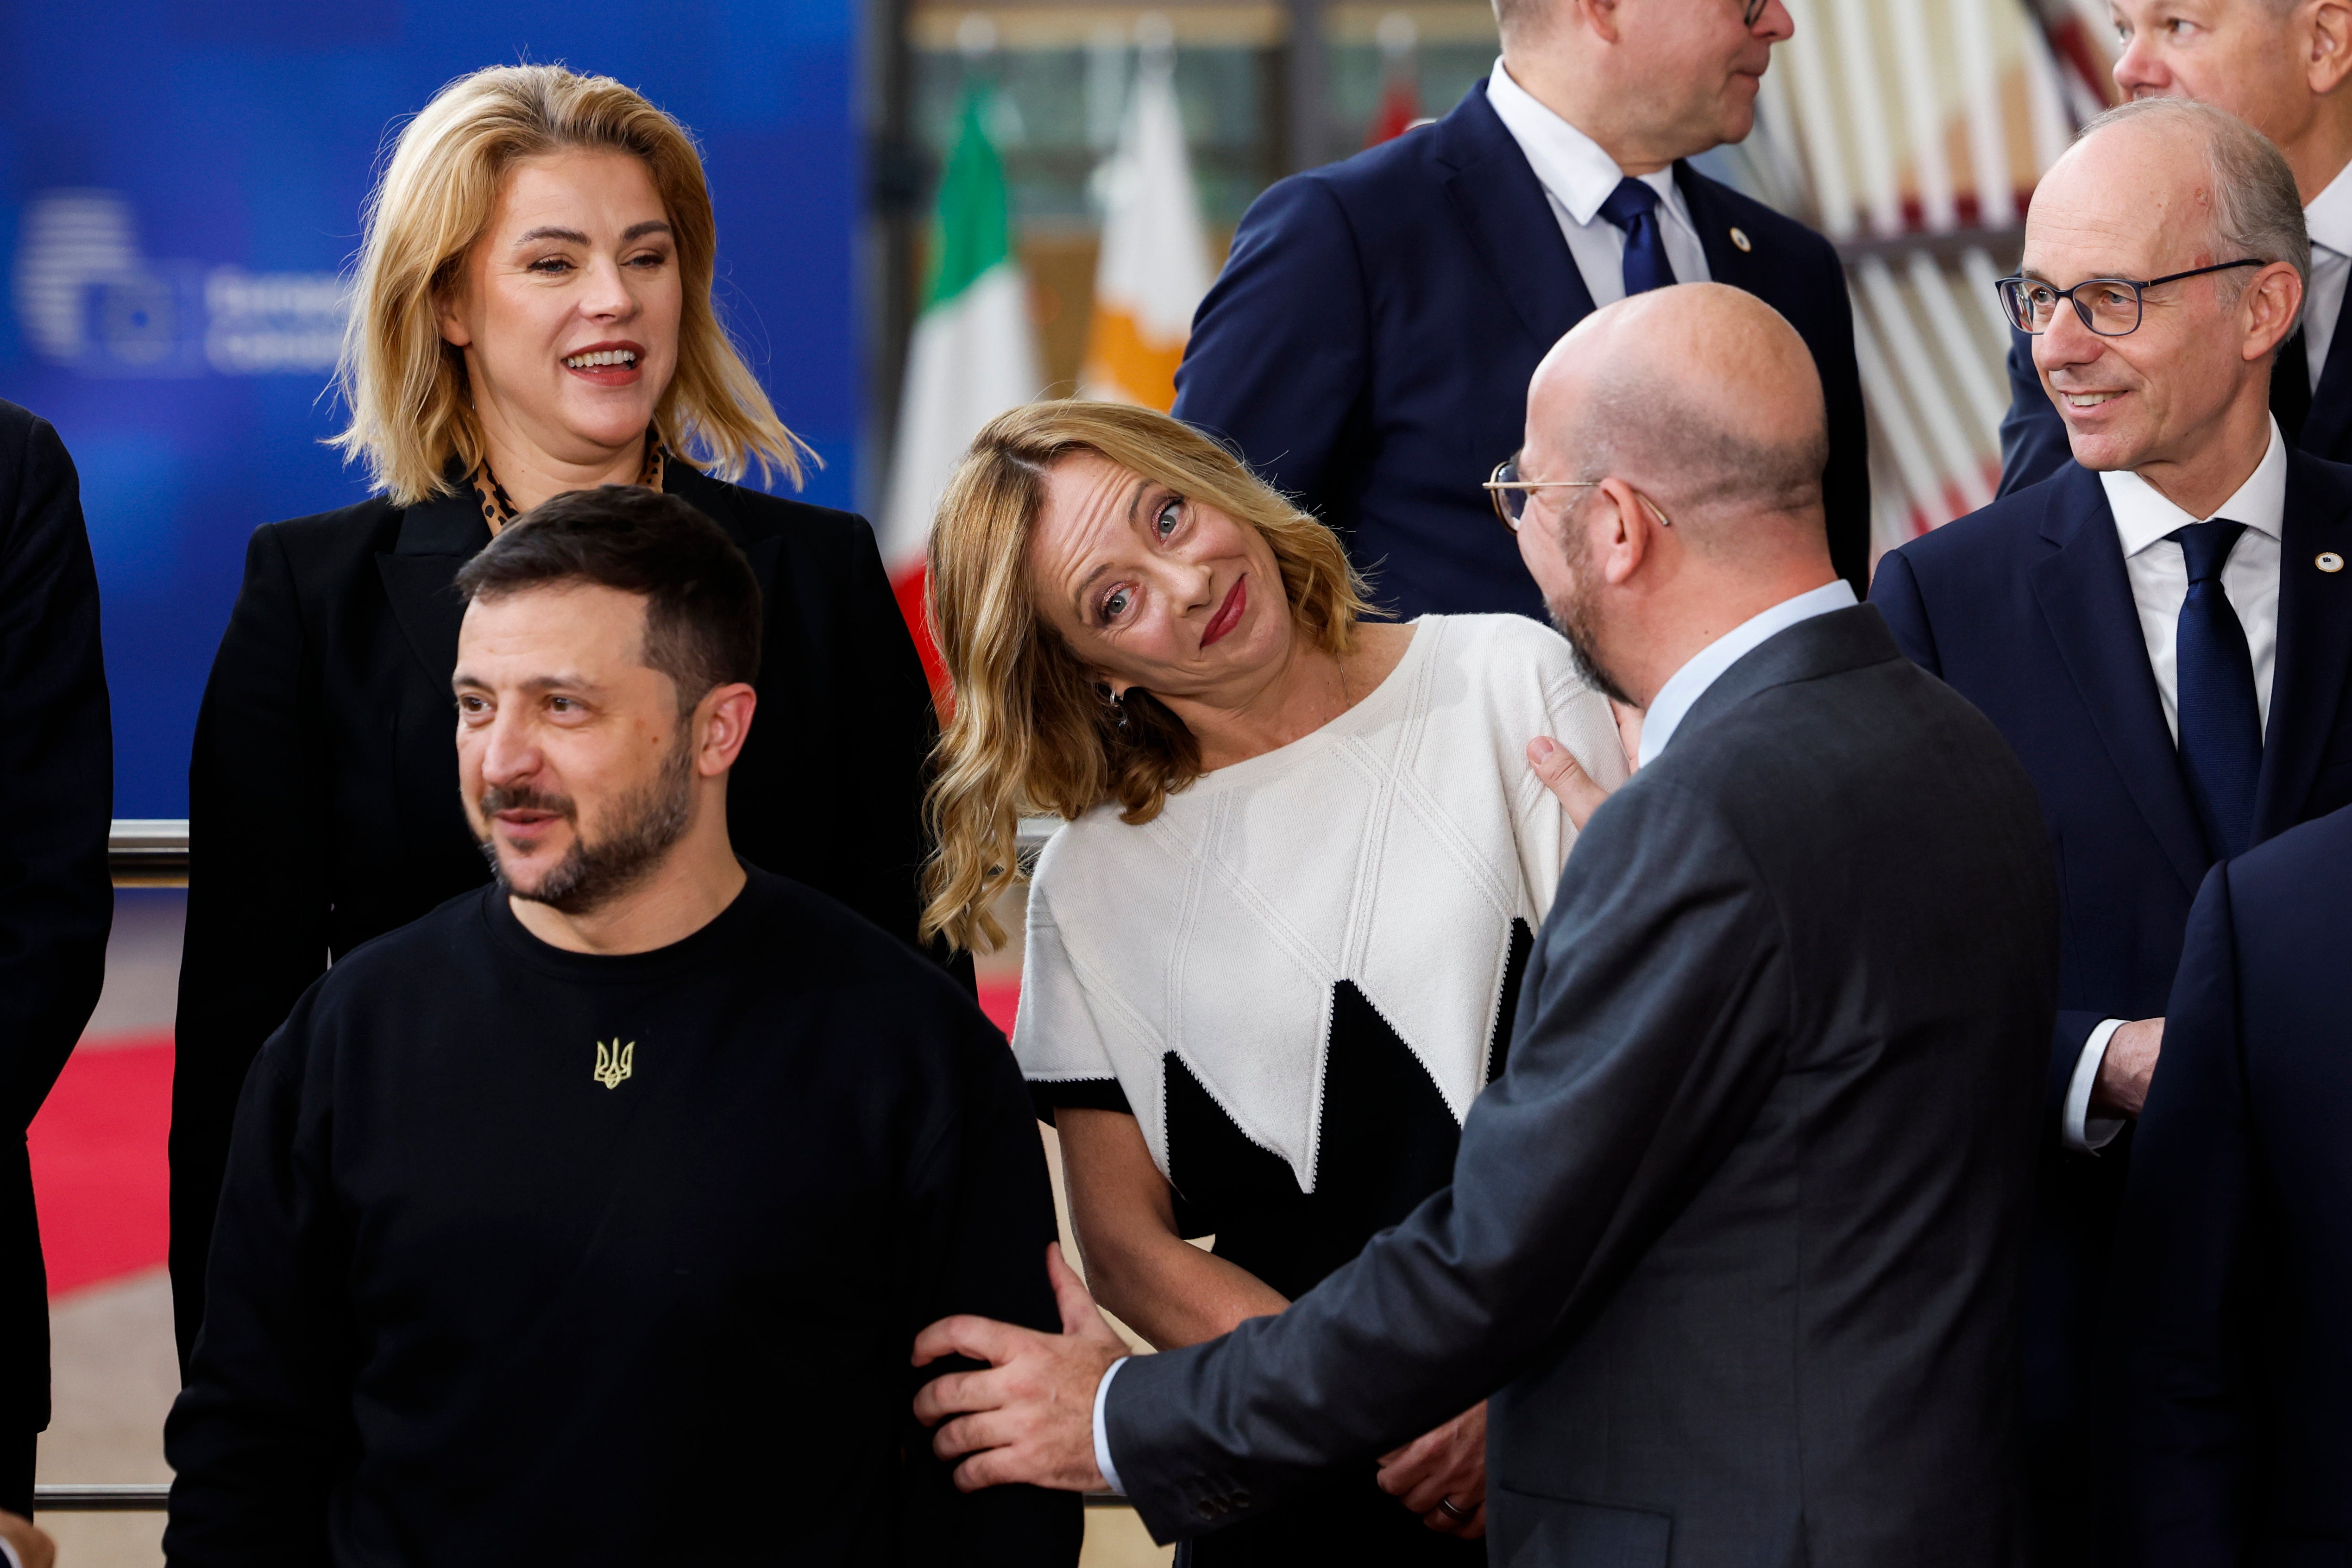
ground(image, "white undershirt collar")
xmin=1637 ymin=580 xmax=1858 ymax=769
xmin=1484 ymin=59 xmax=1681 ymax=229
xmin=2095 ymin=417 xmax=2286 ymax=557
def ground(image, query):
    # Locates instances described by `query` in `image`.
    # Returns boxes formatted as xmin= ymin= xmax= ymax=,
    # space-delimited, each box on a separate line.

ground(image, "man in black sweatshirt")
xmin=163 ymin=485 xmax=1080 ymax=1568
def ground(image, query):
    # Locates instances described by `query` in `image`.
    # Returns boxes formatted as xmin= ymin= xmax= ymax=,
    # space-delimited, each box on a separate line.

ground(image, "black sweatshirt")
xmin=164 ymin=868 xmax=1080 ymax=1568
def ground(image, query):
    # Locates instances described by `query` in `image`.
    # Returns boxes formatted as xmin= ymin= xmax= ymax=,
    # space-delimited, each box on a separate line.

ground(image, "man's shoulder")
xmin=1887 ymin=466 xmax=2089 ymax=582
xmin=2226 ymin=801 xmax=2352 ymax=925
xmin=1678 ymin=165 xmax=1839 ymax=270
xmin=738 ymin=869 xmax=994 ymax=1031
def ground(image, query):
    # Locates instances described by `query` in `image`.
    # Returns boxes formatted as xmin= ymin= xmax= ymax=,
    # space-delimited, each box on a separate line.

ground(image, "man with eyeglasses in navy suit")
xmin=2000 ymin=0 xmax=2352 ymax=492
xmin=1871 ymin=98 xmax=2352 ymax=1561
xmin=1170 ymin=0 xmax=1872 ymax=619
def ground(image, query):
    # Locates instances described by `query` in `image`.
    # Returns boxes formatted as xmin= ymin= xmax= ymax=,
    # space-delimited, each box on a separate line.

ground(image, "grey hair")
xmin=2075 ymin=97 xmax=2310 ymax=298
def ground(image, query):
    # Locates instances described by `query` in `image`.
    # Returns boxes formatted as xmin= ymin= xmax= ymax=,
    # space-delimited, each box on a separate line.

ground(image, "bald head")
xmin=1526 ymin=282 xmax=1829 ymax=559
xmin=1512 ymin=283 xmax=1838 ymax=712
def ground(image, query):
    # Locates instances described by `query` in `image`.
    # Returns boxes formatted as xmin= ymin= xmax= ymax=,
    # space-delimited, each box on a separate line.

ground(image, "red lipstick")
xmin=1201 ymin=576 xmax=1247 ymax=648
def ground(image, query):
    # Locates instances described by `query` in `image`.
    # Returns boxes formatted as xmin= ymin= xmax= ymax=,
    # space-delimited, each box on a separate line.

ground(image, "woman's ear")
xmin=436 ymin=281 xmax=473 ymax=349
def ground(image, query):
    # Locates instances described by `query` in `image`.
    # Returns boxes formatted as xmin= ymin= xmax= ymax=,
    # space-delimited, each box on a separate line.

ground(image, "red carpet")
xmin=27 ymin=1035 xmax=173 ymax=1298
xmin=976 ymin=977 xmax=1020 ymax=1039
xmin=24 ymin=989 xmax=1026 ymax=1303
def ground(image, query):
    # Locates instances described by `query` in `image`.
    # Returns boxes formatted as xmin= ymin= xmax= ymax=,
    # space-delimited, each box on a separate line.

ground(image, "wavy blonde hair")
xmin=331 ymin=63 xmax=810 ymax=505
xmin=921 ymin=401 xmax=1376 ymax=952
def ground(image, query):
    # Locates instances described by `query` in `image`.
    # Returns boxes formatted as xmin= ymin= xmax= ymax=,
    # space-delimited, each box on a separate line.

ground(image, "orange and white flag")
xmin=1079 ymin=48 xmax=1210 ymax=410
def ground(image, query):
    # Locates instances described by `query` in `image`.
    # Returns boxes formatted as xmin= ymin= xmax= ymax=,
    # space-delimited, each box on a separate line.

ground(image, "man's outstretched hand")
xmin=914 ymin=1242 xmax=1128 ymax=1493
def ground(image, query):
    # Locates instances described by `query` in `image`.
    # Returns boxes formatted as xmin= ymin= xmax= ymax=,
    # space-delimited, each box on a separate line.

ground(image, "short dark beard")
xmin=477 ymin=734 xmax=696 ymax=916
xmin=1544 ymin=532 xmax=1635 ymax=707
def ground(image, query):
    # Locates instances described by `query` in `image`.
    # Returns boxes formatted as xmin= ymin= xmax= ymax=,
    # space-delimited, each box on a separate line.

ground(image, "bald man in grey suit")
xmin=907 ymin=286 xmax=2059 ymax=1568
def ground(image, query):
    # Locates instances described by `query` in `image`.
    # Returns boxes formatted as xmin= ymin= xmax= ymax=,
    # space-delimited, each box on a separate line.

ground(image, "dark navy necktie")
xmin=1597 ymin=176 xmax=1677 ymax=297
xmin=2170 ymin=519 xmax=2263 ymax=860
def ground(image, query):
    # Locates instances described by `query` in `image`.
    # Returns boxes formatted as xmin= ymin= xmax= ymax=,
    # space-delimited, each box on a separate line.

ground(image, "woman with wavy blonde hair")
xmin=173 ymin=63 xmax=947 ymax=1360
xmin=922 ymin=400 xmax=1627 ymax=1562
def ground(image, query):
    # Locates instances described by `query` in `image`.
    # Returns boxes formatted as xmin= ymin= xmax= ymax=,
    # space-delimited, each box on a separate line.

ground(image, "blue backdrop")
xmin=0 ymin=0 xmax=864 ymax=816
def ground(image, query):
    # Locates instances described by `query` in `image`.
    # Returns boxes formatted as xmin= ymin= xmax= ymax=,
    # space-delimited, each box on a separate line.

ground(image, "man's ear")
xmin=2244 ymin=260 xmax=2305 ymax=364
xmin=693 ymin=683 xmax=759 ymax=776
xmin=1594 ymin=476 xmax=1652 ymax=588
xmin=2307 ymin=1 xmax=2352 ymax=94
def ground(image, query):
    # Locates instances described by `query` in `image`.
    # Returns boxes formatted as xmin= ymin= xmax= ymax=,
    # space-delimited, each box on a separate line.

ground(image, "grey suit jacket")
xmin=1105 ymin=605 xmax=2058 ymax=1567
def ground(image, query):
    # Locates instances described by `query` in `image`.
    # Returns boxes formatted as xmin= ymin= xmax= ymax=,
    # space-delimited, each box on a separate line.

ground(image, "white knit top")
xmin=1013 ymin=614 xmax=1626 ymax=1193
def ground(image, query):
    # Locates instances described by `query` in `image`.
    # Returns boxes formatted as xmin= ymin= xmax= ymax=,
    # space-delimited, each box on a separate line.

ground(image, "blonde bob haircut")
xmin=921 ymin=401 xmax=1376 ymax=952
xmin=332 ymin=63 xmax=810 ymax=505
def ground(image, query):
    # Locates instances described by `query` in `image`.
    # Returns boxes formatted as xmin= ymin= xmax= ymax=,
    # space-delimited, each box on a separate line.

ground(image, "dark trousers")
xmin=0 ymin=1430 xmax=31 ymax=1517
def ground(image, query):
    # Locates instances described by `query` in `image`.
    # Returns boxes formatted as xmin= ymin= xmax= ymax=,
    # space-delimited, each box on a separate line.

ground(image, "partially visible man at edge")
xmin=1171 ymin=0 xmax=1872 ymax=618
xmin=1873 ymin=98 xmax=2352 ymax=1558
xmin=906 ymin=285 xmax=2056 ymax=1568
xmin=163 ymin=487 xmax=1081 ymax=1567
xmin=2001 ymin=0 xmax=2352 ymax=490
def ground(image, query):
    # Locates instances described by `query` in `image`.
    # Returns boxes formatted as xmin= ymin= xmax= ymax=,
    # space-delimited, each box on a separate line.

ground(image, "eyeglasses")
xmin=1995 ymin=260 xmax=2265 ymax=338
xmin=1484 ymin=456 xmax=1674 ymax=533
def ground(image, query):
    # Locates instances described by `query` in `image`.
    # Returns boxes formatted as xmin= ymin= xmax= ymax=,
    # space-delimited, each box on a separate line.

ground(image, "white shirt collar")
xmin=1637 ymin=580 xmax=1860 ymax=769
xmin=2095 ymin=417 xmax=2287 ymax=559
xmin=1485 ymin=58 xmax=1679 ymax=227
xmin=2305 ymin=159 xmax=2352 ymax=261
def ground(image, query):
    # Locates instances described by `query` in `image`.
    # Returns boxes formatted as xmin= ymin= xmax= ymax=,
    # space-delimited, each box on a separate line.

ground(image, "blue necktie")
xmin=2170 ymin=520 xmax=2263 ymax=860
xmin=1597 ymin=176 xmax=1678 ymax=297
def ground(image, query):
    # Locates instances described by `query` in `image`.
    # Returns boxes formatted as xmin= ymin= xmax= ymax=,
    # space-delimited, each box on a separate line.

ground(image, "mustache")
xmin=478 ymin=784 xmax=577 ymax=820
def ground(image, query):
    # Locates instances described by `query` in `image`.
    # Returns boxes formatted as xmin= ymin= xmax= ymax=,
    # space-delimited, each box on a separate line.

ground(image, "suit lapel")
xmin=1681 ymin=169 xmax=1761 ymax=296
xmin=1434 ymin=82 xmax=1594 ymax=349
xmin=2026 ymin=467 xmax=2212 ymax=895
xmin=2296 ymin=287 xmax=2352 ymax=459
xmin=2255 ymin=452 xmax=2352 ymax=836
xmin=375 ymin=491 xmax=491 ymax=690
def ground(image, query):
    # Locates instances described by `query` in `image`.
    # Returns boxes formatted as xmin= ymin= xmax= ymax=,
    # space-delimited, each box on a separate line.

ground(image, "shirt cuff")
xmin=1093 ymin=1355 xmax=1129 ymax=1496
xmin=2064 ymin=1018 xmax=2129 ymax=1154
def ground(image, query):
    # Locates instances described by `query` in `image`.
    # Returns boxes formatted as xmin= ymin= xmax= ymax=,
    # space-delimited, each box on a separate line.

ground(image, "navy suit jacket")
xmin=1997 ymin=295 xmax=2352 ymax=493
xmin=1171 ymin=80 xmax=1872 ymax=618
xmin=2111 ymin=803 xmax=2352 ymax=1567
xmin=1870 ymin=454 xmax=2352 ymax=1547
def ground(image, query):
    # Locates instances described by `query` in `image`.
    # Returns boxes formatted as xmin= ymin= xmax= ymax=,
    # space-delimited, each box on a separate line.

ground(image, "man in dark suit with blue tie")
xmin=1871 ymin=98 xmax=2352 ymax=1560
xmin=1170 ymin=0 xmax=1871 ymax=616
xmin=1999 ymin=0 xmax=2352 ymax=494
xmin=2107 ymin=801 xmax=2352 ymax=1567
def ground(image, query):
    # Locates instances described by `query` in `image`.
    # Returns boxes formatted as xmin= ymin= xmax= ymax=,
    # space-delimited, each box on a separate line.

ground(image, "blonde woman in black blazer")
xmin=173 ymin=64 xmax=948 ymax=1365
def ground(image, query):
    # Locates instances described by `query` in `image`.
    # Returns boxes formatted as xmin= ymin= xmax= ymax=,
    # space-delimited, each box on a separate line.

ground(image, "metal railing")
xmin=109 ymin=819 xmax=189 ymax=887
xmin=110 ymin=819 xmax=1064 ymax=888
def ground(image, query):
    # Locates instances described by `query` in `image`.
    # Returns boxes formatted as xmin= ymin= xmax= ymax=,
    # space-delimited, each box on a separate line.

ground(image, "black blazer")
xmin=0 ymin=402 xmax=113 ymax=1449
xmin=1997 ymin=290 xmax=2352 ymax=494
xmin=1170 ymin=80 xmax=1872 ymax=617
xmin=1104 ymin=608 xmax=2057 ymax=1567
xmin=2110 ymin=803 xmax=2352 ymax=1567
xmin=1869 ymin=455 xmax=2352 ymax=1555
xmin=171 ymin=463 xmax=948 ymax=1366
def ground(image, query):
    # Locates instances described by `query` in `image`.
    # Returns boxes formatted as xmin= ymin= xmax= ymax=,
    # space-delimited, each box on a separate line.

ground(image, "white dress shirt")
xmin=1484 ymin=60 xmax=1711 ymax=308
xmin=2064 ymin=422 xmax=2287 ymax=1153
xmin=2301 ymin=160 xmax=2352 ymax=389
xmin=1639 ymin=580 xmax=1859 ymax=768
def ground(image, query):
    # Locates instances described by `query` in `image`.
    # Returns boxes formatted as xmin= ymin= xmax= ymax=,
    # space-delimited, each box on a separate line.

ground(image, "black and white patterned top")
xmin=1013 ymin=613 xmax=1624 ymax=1299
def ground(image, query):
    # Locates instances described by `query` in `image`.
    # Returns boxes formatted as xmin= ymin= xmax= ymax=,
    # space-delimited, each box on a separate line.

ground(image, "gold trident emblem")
xmin=593 ymin=1040 xmax=635 ymax=1090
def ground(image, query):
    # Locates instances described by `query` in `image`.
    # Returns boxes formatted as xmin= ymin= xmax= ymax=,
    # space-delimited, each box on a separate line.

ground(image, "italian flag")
xmin=1079 ymin=52 xmax=1211 ymax=410
xmin=879 ymin=88 xmax=1043 ymax=690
